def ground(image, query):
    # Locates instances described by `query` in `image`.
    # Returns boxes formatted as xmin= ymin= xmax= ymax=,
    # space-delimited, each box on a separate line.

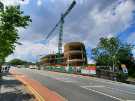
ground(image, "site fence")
xmin=21 ymin=64 xmax=128 ymax=82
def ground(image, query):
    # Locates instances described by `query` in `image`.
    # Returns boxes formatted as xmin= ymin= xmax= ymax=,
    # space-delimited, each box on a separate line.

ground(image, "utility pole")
xmin=112 ymin=46 xmax=123 ymax=72
xmin=36 ymin=54 xmax=44 ymax=70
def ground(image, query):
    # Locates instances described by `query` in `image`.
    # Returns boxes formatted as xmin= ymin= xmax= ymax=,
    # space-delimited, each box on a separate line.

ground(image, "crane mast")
xmin=58 ymin=15 xmax=64 ymax=54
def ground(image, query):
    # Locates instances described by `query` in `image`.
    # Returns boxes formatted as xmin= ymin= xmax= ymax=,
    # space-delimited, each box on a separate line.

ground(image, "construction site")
xmin=39 ymin=1 xmax=88 ymax=68
xmin=40 ymin=42 xmax=88 ymax=67
xmin=37 ymin=0 xmax=118 ymax=78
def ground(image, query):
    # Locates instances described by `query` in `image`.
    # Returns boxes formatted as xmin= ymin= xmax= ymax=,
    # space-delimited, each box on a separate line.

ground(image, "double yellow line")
xmin=25 ymin=84 xmax=45 ymax=101
xmin=14 ymin=74 xmax=45 ymax=101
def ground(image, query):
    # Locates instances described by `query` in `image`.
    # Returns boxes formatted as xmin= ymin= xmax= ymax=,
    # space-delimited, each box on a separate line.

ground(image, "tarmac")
xmin=18 ymin=68 xmax=135 ymax=101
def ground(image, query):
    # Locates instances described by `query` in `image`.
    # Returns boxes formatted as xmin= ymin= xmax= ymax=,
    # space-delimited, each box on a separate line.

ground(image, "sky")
xmin=1 ymin=0 xmax=135 ymax=63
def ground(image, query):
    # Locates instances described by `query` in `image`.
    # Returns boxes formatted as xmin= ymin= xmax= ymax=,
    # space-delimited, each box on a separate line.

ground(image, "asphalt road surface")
xmin=16 ymin=68 xmax=135 ymax=101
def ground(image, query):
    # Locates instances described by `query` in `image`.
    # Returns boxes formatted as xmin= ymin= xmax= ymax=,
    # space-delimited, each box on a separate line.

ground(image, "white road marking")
xmin=105 ymin=86 xmax=135 ymax=95
xmin=81 ymin=86 xmax=124 ymax=101
xmin=78 ymin=75 xmax=135 ymax=89
xmin=54 ymin=77 xmax=76 ymax=83
xmin=81 ymin=85 xmax=105 ymax=88
xmin=126 ymin=100 xmax=135 ymax=101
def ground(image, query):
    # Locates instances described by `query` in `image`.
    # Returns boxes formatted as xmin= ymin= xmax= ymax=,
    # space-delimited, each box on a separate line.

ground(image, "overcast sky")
xmin=1 ymin=0 xmax=135 ymax=63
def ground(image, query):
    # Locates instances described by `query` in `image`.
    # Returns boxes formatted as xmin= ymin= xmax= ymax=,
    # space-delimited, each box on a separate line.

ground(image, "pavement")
xmin=0 ymin=72 xmax=35 ymax=101
xmin=127 ymin=78 xmax=135 ymax=85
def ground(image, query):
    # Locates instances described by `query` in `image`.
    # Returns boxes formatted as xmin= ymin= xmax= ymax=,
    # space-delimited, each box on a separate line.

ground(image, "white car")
xmin=29 ymin=65 xmax=37 ymax=69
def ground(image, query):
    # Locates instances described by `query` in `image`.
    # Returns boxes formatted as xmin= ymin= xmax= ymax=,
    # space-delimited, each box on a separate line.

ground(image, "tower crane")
xmin=45 ymin=0 xmax=76 ymax=64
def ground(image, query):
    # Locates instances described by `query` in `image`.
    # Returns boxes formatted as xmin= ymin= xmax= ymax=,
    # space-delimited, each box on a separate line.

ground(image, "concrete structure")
xmin=40 ymin=42 xmax=87 ymax=66
xmin=64 ymin=42 xmax=87 ymax=66
xmin=40 ymin=54 xmax=65 ymax=66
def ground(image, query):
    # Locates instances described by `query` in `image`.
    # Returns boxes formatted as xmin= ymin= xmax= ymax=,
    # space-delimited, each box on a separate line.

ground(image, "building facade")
xmin=40 ymin=42 xmax=87 ymax=66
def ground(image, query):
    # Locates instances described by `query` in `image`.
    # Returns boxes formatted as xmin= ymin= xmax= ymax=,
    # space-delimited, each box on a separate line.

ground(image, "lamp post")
xmin=112 ymin=46 xmax=121 ymax=72
xmin=36 ymin=54 xmax=43 ymax=63
xmin=36 ymin=54 xmax=44 ymax=70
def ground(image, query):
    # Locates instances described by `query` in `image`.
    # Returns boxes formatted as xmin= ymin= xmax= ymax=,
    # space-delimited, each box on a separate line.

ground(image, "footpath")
xmin=0 ymin=72 xmax=35 ymax=101
xmin=127 ymin=77 xmax=135 ymax=85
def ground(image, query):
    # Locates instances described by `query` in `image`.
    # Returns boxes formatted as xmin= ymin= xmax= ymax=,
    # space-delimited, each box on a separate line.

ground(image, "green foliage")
xmin=116 ymin=72 xmax=128 ymax=82
xmin=87 ymin=64 xmax=96 ymax=66
xmin=92 ymin=37 xmax=134 ymax=69
xmin=0 ymin=6 xmax=31 ymax=64
xmin=128 ymin=60 xmax=135 ymax=77
xmin=8 ymin=59 xmax=32 ymax=65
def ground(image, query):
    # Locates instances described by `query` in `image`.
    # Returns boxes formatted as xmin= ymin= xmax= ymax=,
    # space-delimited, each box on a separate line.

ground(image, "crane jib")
xmin=63 ymin=1 xmax=76 ymax=18
xmin=45 ymin=0 xmax=76 ymax=40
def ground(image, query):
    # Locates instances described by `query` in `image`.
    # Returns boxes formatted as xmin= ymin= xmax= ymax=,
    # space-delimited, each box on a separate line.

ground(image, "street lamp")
xmin=36 ymin=54 xmax=44 ymax=63
xmin=36 ymin=54 xmax=44 ymax=70
xmin=112 ymin=46 xmax=123 ymax=72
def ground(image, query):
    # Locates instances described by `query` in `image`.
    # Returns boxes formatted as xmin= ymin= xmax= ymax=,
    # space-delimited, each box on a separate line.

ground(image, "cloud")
xmin=61 ymin=0 xmax=135 ymax=48
xmin=127 ymin=32 xmax=135 ymax=56
xmin=6 ymin=0 xmax=135 ymax=62
xmin=37 ymin=0 xmax=42 ymax=6
xmin=132 ymin=48 xmax=135 ymax=57
xmin=0 ymin=0 xmax=30 ymax=6
xmin=127 ymin=32 xmax=135 ymax=44
xmin=88 ymin=58 xmax=96 ymax=64
xmin=85 ymin=0 xmax=135 ymax=47
xmin=6 ymin=36 xmax=58 ymax=62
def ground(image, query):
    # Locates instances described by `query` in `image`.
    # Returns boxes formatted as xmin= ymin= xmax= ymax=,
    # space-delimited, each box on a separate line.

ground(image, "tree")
xmin=8 ymin=59 xmax=32 ymax=65
xmin=92 ymin=37 xmax=134 ymax=71
xmin=0 ymin=6 xmax=31 ymax=69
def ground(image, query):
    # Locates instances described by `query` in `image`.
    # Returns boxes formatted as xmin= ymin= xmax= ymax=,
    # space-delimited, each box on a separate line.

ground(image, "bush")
xmin=116 ymin=72 xmax=128 ymax=82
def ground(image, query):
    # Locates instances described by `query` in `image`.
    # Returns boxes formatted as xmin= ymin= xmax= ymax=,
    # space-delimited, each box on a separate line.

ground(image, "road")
xmin=16 ymin=68 xmax=135 ymax=101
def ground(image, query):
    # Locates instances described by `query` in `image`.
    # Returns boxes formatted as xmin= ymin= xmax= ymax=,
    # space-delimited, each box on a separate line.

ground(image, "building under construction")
xmin=64 ymin=42 xmax=87 ymax=66
xmin=40 ymin=42 xmax=87 ymax=66
xmin=40 ymin=54 xmax=65 ymax=66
